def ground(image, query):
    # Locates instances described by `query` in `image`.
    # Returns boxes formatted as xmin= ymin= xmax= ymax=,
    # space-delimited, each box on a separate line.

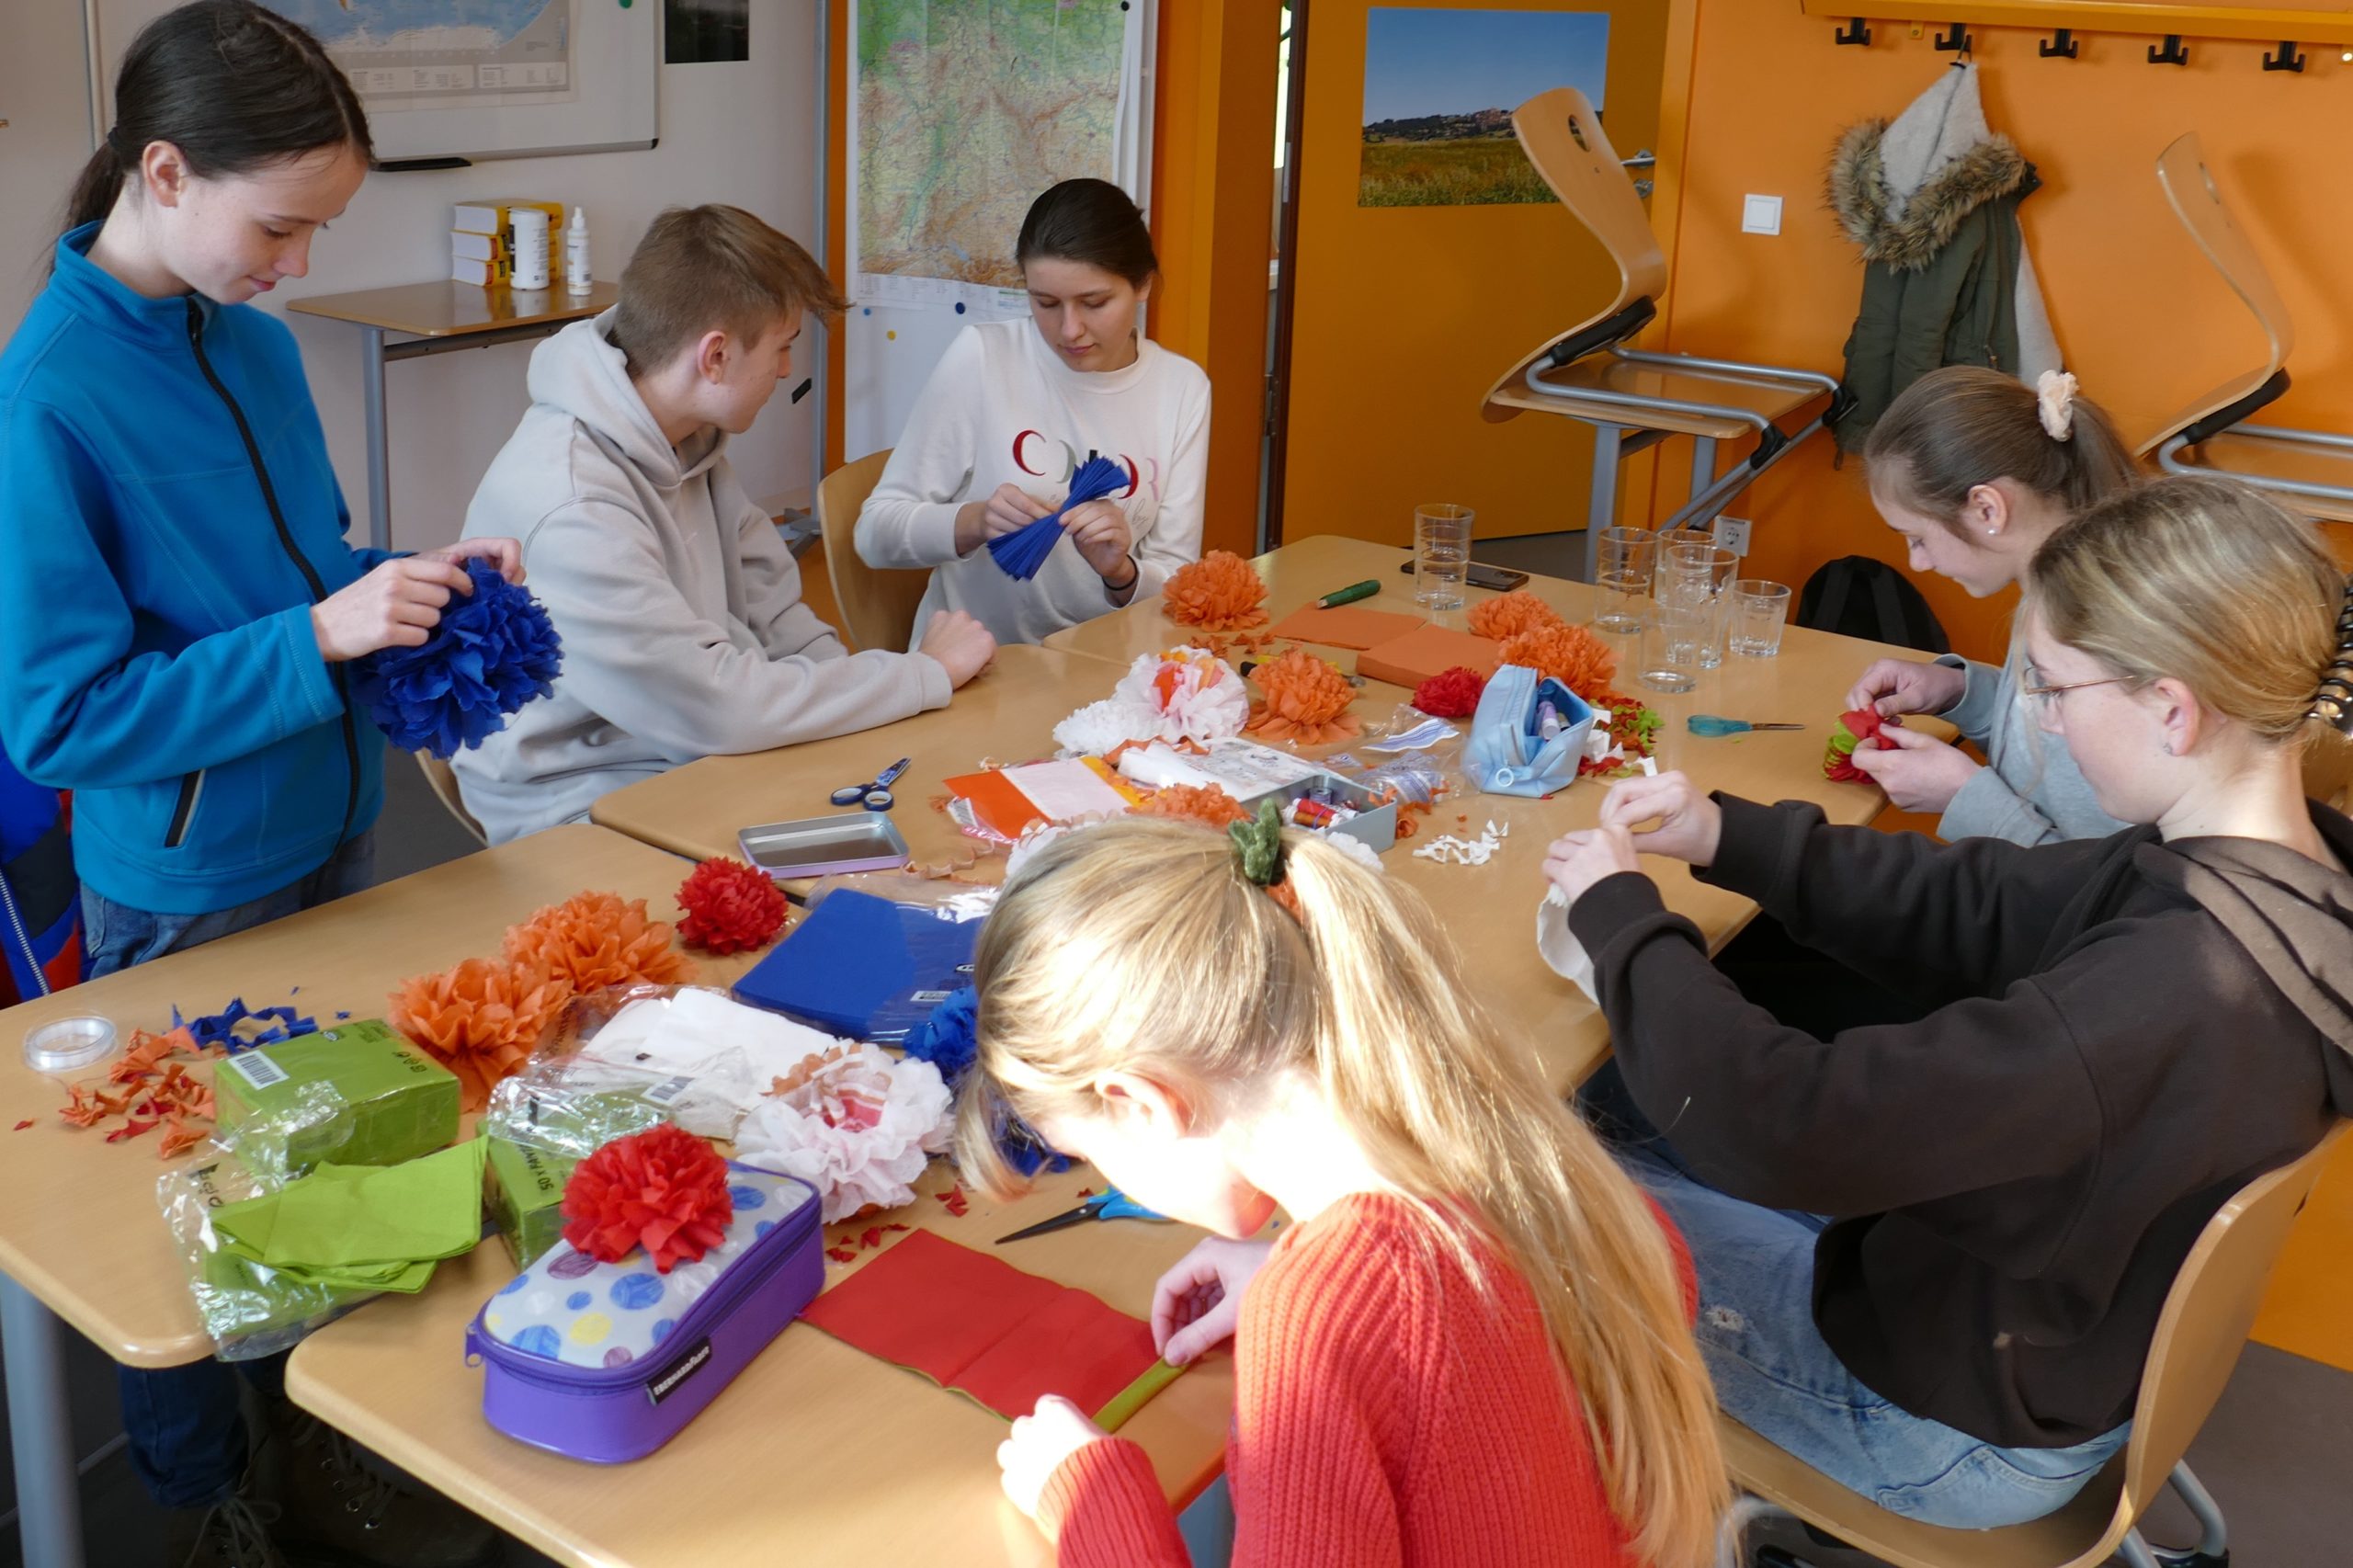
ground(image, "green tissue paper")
xmin=212 ymin=1019 xmax=460 ymax=1172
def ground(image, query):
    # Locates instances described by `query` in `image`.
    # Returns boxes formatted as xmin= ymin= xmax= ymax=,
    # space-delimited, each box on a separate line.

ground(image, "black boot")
xmin=161 ymin=1494 xmax=289 ymax=1568
xmin=264 ymin=1406 xmax=499 ymax=1568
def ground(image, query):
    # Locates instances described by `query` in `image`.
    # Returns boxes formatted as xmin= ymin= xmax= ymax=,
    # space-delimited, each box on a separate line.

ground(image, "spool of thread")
xmin=510 ymin=208 xmax=551 ymax=290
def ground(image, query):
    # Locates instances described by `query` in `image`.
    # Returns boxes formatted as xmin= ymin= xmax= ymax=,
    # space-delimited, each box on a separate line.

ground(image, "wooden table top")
xmin=0 ymin=824 xmax=714 ymax=1368
xmin=289 ymin=1162 xmax=1232 ymax=1568
xmin=589 ymin=642 xmax=1122 ymax=875
xmin=285 ymin=280 xmax=617 ymax=337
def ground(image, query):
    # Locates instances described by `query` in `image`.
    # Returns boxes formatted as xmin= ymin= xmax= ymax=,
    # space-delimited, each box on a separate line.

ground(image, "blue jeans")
xmin=1580 ymin=1067 xmax=2128 ymax=1529
xmin=85 ymin=835 xmax=375 ymax=1509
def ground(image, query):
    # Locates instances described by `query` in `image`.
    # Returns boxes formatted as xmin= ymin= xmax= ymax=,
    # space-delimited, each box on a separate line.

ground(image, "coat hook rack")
xmin=2039 ymin=28 xmax=2078 ymax=59
xmin=1835 ymin=16 xmax=1871 ymax=46
xmin=2263 ymin=40 xmax=2306 ymax=72
xmin=2148 ymin=33 xmax=2188 ymax=65
xmin=1934 ymin=21 xmax=1971 ymax=52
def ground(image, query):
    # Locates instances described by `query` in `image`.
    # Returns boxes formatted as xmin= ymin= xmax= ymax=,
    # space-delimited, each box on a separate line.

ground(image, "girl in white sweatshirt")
xmin=854 ymin=179 xmax=1211 ymax=646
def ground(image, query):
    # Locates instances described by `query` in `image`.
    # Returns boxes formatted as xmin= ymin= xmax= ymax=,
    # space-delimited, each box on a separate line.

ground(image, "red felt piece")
xmin=799 ymin=1228 xmax=1159 ymax=1420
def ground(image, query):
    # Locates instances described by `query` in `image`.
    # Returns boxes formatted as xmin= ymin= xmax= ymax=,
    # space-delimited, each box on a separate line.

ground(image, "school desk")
xmin=0 ymin=824 xmax=740 ymax=1568
xmin=285 ymin=281 xmax=618 ymax=552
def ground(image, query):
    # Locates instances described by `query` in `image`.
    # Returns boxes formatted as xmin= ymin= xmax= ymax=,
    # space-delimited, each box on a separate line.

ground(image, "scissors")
xmin=1686 ymin=716 xmax=1805 ymax=737
xmin=830 ymin=756 xmax=910 ymax=811
xmin=995 ymin=1186 xmax=1165 ymax=1244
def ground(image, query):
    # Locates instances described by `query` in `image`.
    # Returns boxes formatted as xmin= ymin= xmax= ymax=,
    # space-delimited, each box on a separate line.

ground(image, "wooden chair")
xmin=1723 ymin=1120 xmax=2349 ymax=1568
xmin=412 ymin=752 xmax=487 ymax=846
xmin=1482 ymin=87 xmax=1840 ymax=580
xmin=817 ymin=448 xmax=931 ymax=653
xmin=2144 ymin=133 xmax=2353 ymax=524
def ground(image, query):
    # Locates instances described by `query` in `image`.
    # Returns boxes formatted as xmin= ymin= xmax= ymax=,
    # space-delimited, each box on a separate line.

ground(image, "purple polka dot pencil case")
xmin=464 ymin=1165 xmax=824 ymax=1462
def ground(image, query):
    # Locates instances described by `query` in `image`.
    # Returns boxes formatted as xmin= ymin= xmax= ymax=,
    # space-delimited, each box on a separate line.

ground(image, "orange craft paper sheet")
xmin=940 ymin=756 xmax=1142 ymax=842
xmin=1260 ymin=605 xmax=1426 ymax=652
xmin=1356 ymin=626 xmax=1504 ymax=689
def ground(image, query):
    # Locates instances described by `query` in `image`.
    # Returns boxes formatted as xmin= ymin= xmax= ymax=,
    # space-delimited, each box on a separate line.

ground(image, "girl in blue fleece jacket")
xmin=0 ymin=6 xmax=515 ymax=1562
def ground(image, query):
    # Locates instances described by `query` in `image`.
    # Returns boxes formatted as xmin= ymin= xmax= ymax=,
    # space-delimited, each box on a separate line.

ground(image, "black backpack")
xmin=1797 ymin=556 xmax=1950 ymax=655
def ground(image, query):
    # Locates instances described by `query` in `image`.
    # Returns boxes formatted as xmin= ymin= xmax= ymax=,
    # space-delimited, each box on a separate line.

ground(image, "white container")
xmin=564 ymin=207 xmax=592 ymax=294
xmin=510 ymin=207 xmax=551 ymax=290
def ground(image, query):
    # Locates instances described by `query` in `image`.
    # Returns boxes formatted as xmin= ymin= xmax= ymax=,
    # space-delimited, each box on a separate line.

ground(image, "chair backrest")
xmin=2138 ymin=132 xmax=2296 ymax=455
xmin=413 ymin=752 xmax=487 ymax=846
xmin=1479 ymin=86 xmax=1668 ymax=424
xmin=2119 ymin=1121 xmax=2347 ymax=1506
xmin=817 ymin=448 xmax=930 ymax=653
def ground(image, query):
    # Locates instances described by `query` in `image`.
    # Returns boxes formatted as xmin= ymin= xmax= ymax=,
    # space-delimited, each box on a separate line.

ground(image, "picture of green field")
xmin=1358 ymin=135 xmax=1552 ymax=207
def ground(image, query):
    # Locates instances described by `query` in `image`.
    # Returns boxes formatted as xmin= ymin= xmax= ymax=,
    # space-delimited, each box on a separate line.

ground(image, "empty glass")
xmin=1636 ymin=597 xmax=1707 ymax=694
xmin=1414 ymin=504 xmax=1473 ymax=610
xmin=1729 ymin=579 xmax=1793 ymax=657
xmin=1593 ymin=526 xmax=1655 ymax=634
xmin=1660 ymin=541 xmax=1738 ymax=668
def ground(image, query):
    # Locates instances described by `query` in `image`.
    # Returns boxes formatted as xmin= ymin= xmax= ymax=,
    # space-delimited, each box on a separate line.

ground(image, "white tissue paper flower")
xmin=733 ymin=1041 xmax=953 ymax=1222
xmin=1052 ymin=697 xmax=1154 ymax=758
xmin=1053 ymin=650 xmax=1249 ymax=757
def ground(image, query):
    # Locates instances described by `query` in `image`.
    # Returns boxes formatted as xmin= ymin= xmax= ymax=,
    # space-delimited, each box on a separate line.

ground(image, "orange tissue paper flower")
xmin=1245 ymin=646 xmax=1363 ymax=745
xmin=1137 ymin=783 xmax=1254 ymax=832
xmin=1467 ymin=589 xmax=1564 ymax=642
xmin=1162 ymin=551 xmax=1269 ymax=631
xmin=561 ymin=1123 xmax=734 ymax=1273
xmin=388 ymin=957 xmax=570 ymax=1111
xmin=676 ymin=858 xmax=790 ymax=955
xmin=504 ymin=891 xmax=696 ymax=992
xmin=1498 ymin=622 xmax=1619 ymax=702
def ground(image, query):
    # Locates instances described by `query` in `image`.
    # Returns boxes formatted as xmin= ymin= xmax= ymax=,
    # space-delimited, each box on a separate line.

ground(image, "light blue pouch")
xmin=1464 ymin=666 xmax=1595 ymax=797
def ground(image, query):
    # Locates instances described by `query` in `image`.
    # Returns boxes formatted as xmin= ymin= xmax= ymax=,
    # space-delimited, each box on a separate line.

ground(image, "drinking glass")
xmin=1593 ymin=526 xmax=1654 ymax=634
xmin=1414 ymin=504 xmax=1473 ymax=610
xmin=1636 ymin=597 xmax=1707 ymax=694
xmin=1661 ymin=541 xmax=1737 ymax=668
xmin=1729 ymin=579 xmax=1793 ymax=657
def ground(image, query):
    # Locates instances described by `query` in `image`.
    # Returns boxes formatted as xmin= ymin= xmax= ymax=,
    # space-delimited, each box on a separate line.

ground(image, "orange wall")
xmin=1654 ymin=11 xmax=2353 ymax=662
xmin=1152 ymin=3 xmax=1283 ymax=560
xmin=1279 ymin=0 xmax=1671 ymax=546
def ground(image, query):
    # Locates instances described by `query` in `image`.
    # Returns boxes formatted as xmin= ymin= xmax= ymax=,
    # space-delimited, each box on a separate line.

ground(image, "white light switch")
xmin=1742 ymin=194 xmax=1783 ymax=236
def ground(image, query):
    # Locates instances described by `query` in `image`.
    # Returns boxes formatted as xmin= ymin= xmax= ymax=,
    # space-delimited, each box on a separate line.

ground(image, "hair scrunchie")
xmin=2036 ymin=369 xmax=2079 ymax=442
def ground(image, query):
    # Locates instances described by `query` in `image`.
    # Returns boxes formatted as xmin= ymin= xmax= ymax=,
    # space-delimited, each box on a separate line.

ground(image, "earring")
xmin=2162 ymin=741 xmax=2176 ymax=756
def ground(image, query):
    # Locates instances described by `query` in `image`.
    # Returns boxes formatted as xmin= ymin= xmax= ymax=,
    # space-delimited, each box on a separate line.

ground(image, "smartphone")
xmin=1397 ymin=560 xmax=1529 ymax=592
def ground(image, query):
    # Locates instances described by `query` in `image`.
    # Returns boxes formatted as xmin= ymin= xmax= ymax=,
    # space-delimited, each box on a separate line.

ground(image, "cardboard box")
xmin=212 ymin=1020 xmax=460 ymax=1172
xmin=483 ymin=1135 xmax=576 ymax=1269
xmin=451 ymin=199 xmax=563 ymax=237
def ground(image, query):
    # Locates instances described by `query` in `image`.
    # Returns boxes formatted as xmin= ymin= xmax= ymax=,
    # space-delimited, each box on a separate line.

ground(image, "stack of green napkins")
xmin=208 ymin=1140 xmax=488 ymax=1294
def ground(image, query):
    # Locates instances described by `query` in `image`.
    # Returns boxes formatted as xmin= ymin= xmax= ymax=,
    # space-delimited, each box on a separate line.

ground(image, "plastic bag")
xmin=158 ymin=1085 xmax=371 ymax=1359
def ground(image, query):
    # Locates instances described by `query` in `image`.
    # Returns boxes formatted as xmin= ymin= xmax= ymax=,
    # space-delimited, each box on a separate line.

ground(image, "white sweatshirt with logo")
xmin=852 ymin=319 xmax=1211 ymax=647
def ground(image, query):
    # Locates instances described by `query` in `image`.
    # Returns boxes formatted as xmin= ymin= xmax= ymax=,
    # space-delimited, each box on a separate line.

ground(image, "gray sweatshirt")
xmin=452 ymin=314 xmax=949 ymax=843
xmin=1933 ymin=633 xmax=2126 ymax=846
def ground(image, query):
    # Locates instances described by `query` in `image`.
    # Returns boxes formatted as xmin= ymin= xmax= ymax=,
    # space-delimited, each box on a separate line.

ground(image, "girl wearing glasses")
xmin=1545 ymin=474 xmax=2353 ymax=1529
xmin=1845 ymin=367 xmax=2138 ymax=845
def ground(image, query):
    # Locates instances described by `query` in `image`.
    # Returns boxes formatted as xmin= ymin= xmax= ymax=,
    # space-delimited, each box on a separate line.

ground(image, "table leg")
xmin=1585 ymin=425 xmax=1624 ymax=584
xmin=361 ymin=325 xmax=390 ymax=554
xmin=1 ymin=1275 xmax=85 ymax=1568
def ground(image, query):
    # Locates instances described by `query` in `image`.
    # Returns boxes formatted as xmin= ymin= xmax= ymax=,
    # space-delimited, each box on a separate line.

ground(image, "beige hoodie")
xmin=452 ymin=312 xmax=949 ymax=843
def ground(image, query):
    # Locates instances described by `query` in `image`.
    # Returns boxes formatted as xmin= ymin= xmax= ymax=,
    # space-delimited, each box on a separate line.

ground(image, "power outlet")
xmin=1713 ymin=516 xmax=1754 ymax=557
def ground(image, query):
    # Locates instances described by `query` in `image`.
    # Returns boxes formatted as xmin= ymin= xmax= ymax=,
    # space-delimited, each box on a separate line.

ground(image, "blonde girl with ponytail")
xmin=1546 ymin=473 xmax=2353 ymax=1531
xmin=1847 ymin=366 xmax=2139 ymax=844
xmin=961 ymin=812 xmax=1727 ymax=1568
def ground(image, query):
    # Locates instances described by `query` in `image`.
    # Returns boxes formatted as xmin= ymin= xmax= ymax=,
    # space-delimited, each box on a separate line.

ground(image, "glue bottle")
xmin=564 ymin=207 xmax=593 ymax=295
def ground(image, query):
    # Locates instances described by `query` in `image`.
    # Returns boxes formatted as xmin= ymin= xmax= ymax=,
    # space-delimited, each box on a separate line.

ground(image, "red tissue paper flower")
xmin=1824 ymin=708 xmax=1888 ymax=783
xmin=561 ymin=1123 xmax=735 ymax=1273
xmin=676 ymin=858 xmax=790 ymax=955
xmin=1412 ymin=665 xmax=1487 ymax=719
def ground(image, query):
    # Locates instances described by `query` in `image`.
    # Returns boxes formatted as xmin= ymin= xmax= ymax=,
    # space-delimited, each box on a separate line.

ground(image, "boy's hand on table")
xmin=918 ymin=610 xmax=997 ymax=688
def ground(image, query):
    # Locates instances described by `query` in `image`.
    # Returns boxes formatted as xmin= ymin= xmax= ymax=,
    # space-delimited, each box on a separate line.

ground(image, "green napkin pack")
xmin=483 ymin=1135 xmax=577 ymax=1269
xmin=212 ymin=1019 xmax=460 ymax=1172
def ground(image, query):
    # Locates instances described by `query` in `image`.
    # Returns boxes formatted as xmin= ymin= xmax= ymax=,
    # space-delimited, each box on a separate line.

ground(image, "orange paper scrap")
xmin=1261 ymin=604 xmax=1425 ymax=652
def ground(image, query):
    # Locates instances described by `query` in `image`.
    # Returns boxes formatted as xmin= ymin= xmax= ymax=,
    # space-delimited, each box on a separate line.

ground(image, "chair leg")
xmin=2164 ymin=1462 xmax=2227 ymax=1559
xmin=2119 ymin=1533 xmax=2165 ymax=1568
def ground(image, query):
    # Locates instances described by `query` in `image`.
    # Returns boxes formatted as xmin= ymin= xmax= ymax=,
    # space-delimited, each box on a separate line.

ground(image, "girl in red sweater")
xmin=953 ymin=813 xmax=1728 ymax=1567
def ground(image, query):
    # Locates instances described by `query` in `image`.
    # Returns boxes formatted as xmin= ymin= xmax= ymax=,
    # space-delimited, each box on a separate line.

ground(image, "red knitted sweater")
xmin=1037 ymin=1192 xmax=1672 ymax=1566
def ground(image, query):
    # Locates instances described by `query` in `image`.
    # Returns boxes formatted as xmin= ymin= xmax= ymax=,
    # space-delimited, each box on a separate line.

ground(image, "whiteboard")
xmin=90 ymin=0 xmax=657 ymax=164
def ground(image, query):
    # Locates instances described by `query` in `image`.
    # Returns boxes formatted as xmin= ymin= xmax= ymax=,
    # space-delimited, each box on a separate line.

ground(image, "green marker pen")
xmin=1315 ymin=579 xmax=1381 ymax=609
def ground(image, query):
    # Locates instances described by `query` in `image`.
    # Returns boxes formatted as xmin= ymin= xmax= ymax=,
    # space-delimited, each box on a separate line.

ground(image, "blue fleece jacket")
xmin=0 ymin=225 xmax=389 ymax=915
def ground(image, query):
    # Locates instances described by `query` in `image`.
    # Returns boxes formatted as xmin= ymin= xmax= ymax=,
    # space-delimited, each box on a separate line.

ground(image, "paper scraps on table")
xmin=1824 ymin=708 xmax=1888 ymax=782
xmin=561 ymin=1123 xmax=733 ymax=1273
xmin=675 ymin=858 xmax=790 ymax=955
xmin=57 ymin=1026 xmax=220 ymax=1157
xmin=1051 ymin=647 xmax=1249 ymax=757
xmin=1135 ymin=782 xmax=1255 ymax=832
xmin=1467 ymin=589 xmax=1564 ymax=642
xmin=1245 ymin=647 xmax=1363 ymax=746
xmin=505 ymin=891 xmax=696 ymax=993
xmin=174 ymin=999 xmax=318 ymax=1054
xmin=733 ymin=1042 xmax=951 ymax=1222
xmin=347 ymin=558 xmax=562 ymax=759
xmin=1413 ymin=819 xmax=1511 ymax=868
xmin=987 ymin=455 xmax=1130 ymax=580
xmin=1161 ymin=550 xmax=1268 ymax=631
xmin=1578 ymin=699 xmax=1664 ymax=781
xmin=799 ymin=1227 xmax=1183 ymax=1429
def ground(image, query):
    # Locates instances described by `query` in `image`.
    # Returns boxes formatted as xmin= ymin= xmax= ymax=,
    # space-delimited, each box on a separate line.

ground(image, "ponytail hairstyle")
xmin=1865 ymin=366 xmax=2137 ymax=531
xmin=65 ymin=0 xmax=371 ymax=236
xmin=958 ymin=817 xmax=1729 ymax=1568
xmin=1014 ymin=177 xmax=1157 ymax=289
xmin=2028 ymin=473 xmax=2349 ymax=752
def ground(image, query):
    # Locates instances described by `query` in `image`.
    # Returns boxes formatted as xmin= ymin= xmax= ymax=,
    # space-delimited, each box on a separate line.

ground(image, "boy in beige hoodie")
xmin=454 ymin=205 xmax=994 ymax=842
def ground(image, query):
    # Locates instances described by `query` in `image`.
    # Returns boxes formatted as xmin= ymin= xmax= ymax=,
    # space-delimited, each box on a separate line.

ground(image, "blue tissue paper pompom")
xmin=986 ymin=454 xmax=1129 ymax=582
xmin=903 ymin=985 xmax=978 ymax=1085
xmin=347 ymin=558 xmax=563 ymax=758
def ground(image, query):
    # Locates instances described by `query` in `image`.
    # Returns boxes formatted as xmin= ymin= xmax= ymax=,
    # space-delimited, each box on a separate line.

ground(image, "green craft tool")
xmin=1314 ymin=579 xmax=1381 ymax=608
xmin=1687 ymin=715 xmax=1806 ymax=737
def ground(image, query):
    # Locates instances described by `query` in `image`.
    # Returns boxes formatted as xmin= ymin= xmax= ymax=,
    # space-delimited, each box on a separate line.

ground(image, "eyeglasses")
xmin=2020 ymin=672 xmax=2133 ymax=708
